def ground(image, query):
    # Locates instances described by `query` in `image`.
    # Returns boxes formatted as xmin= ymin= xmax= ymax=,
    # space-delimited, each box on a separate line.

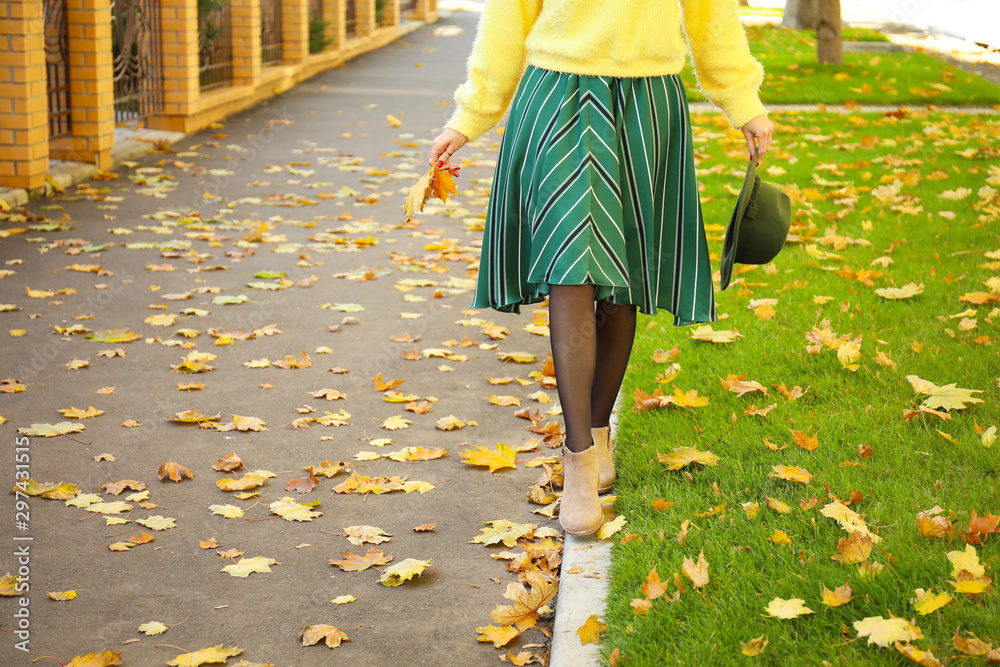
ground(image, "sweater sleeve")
xmin=445 ymin=0 xmax=543 ymax=142
xmin=679 ymin=0 xmax=768 ymax=129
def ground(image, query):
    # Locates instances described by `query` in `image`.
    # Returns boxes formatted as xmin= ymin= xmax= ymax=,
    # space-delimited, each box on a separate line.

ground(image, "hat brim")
xmin=719 ymin=149 xmax=759 ymax=291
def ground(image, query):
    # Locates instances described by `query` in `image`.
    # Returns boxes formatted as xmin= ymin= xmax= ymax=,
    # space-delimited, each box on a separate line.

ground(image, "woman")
xmin=430 ymin=0 xmax=773 ymax=536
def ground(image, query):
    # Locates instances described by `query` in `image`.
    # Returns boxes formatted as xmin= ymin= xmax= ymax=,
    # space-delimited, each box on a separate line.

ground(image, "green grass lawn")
xmin=602 ymin=109 xmax=1000 ymax=665
xmin=682 ymin=25 xmax=1000 ymax=106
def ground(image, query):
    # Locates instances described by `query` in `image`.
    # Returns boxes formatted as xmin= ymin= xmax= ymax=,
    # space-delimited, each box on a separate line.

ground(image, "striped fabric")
xmin=470 ymin=66 xmax=717 ymax=326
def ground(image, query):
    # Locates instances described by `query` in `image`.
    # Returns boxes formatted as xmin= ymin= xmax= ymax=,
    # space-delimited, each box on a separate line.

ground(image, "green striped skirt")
xmin=470 ymin=66 xmax=717 ymax=326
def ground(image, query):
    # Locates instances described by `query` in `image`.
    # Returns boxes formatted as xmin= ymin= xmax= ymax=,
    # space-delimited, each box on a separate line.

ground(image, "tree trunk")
xmin=816 ymin=0 xmax=843 ymax=65
xmin=782 ymin=0 xmax=819 ymax=29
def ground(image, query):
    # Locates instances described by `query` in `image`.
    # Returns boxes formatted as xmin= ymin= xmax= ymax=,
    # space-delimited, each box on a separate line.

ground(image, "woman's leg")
xmin=591 ymin=298 xmax=637 ymax=429
xmin=547 ymin=284 xmax=597 ymax=453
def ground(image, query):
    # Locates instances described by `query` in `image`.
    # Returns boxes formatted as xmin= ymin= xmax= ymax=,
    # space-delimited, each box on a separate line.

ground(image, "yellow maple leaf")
xmin=916 ymin=506 xmax=952 ymax=539
xmin=821 ymin=583 xmax=852 ymax=607
xmin=209 ymin=504 xmax=244 ymax=519
xmin=138 ymin=621 xmax=168 ymax=636
xmin=381 ymin=415 xmax=412 ymax=430
xmin=770 ymin=465 xmax=813 ymax=484
xmin=763 ymin=597 xmax=814 ymax=619
xmin=47 ymin=590 xmax=77 ymax=601
xmin=65 ymin=650 xmax=123 ymax=667
xmin=911 ymin=588 xmax=952 ymax=615
xmin=269 ymin=497 xmax=322 ymax=522
xmin=906 ymin=375 xmax=984 ymax=410
xmin=342 ymin=525 xmax=392 ymax=546
xmin=689 ymin=325 xmax=742 ymax=343
xmin=657 ymin=446 xmax=720 ymax=470
xmin=947 ymin=544 xmax=985 ymax=577
xmin=766 ymin=496 xmax=791 ymax=513
xmin=853 ymin=615 xmax=923 ymax=648
xmin=221 ymin=556 xmax=275 ymax=578
xmin=769 ymin=530 xmax=793 ymax=546
xmin=379 ymin=558 xmax=431 ymax=586
xmin=597 ymin=514 xmax=627 ymax=540
xmin=741 ymin=635 xmax=769 ymax=657
xmin=490 ymin=571 xmax=558 ymax=631
xmin=58 ymin=406 xmax=104 ymax=419
xmin=894 ymin=642 xmax=943 ymax=667
xmin=682 ymin=550 xmax=709 ymax=588
xmin=461 ymin=443 xmax=517 ymax=473
xmin=471 ymin=519 xmax=536 ymax=548
xmin=833 ymin=531 xmax=873 ymax=564
xmin=476 ymin=624 xmax=520 ymax=648
xmin=299 ymin=625 xmax=350 ymax=648
xmin=577 ymin=614 xmax=607 ymax=645
xmin=488 ymin=394 xmax=521 ymax=407
xmin=875 ymin=283 xmax=924 ymax=299
xmin=821 ymin=501 xmax=881 ymax=542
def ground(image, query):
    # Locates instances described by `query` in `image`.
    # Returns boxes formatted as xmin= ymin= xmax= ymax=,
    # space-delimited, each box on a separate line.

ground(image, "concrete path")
xmin=1 ymin=10 xmax=565 ymax=665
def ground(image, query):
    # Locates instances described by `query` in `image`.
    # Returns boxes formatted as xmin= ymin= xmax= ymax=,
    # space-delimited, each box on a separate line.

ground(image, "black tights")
xmin=548 ymin=285 xmax=637 ymax=453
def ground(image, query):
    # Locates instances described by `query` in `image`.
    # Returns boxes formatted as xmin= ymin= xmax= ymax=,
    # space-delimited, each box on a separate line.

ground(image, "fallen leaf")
xmin=299 ymin=625 xmax=351 ymax=648
xmin=853 ymin=615 xmax=923 ymax=647
xmin=577 ymin=614 xmax=607 ymax=645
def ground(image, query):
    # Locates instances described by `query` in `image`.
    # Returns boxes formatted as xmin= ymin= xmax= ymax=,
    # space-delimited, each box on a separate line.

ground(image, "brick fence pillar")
xmin=323 ymin=0 xmax=344 ymax=51
xmin=356 ymin=0 xmax=375 ymax=37
xmin=55 ymin=0 xmax=114 ymax=168
xmin=0 ymin=0 xmax=48 ymax=191
xmin=412 ymin=0 xmax=437 ymax=23
xmin=152 ymin=0 xmax=199 ymax=131
xmin=232 ymin=0 xmax=261 ymax=85
xmin=282 ymin=0 xmax=309 ymax=63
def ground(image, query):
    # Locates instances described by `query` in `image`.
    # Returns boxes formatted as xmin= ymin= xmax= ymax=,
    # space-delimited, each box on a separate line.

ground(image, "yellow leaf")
xmin=906 ymin=375 xmax=984 ymax=410
xmin=58 ymin=406 xmax=104 ymax=419
xmin=209 ymin=504 xmax=244 ymax=519
xmin=949 ymin=576 xmax=992 ymax=594
xmin=766 ymin=496 xmax=791 ymax=514
xmin=821 ymin=583 xmax=852 ymax=607
xmin=331 ymin=595 xmax=356 ymax=605
xmin=577 ymin=614 xmax=607 ymax=646
xmin=490 ymin=571 xmax=559 ymax=631
xmin=379 ymin=558 xmax=431 ymax=586
xmin=342 ymin=525 xmax=392 ymax=546
xmin=853 ymin=615 xmax=923 ymax=648
xmin=298 ymin=625 xmax=351 ymax=649
xmin=763 ymin=597 xmax=814 ymax=619
xmin=770 ymin=465 xmax=813 ymax=484
xmin=597 ymin=515 xmax=627 ymax=540
xmin=476 ymin=624 xmax=520 ymax=648
xmin=689 ymin=325 xmax=742 ymax=343
xmin=471 ymin=519 xmax=536 ymax=548
xmin=461 ymin=443 xmax=517 ymax=473
xmin=875 ymin=283 xmax=924 ymax=300
xmin=833 ymin=531 xmax=872 ymax=564
xmin=65 ymin=651 xmax=123 ymax=667
xmin=386 ymin=114 xmax=403 ymax=127
xmin=165 ymin=645 xmax=241 ymax=666
xmin=947 ymin=544 xmax=985 ymax=577
xmin=741 ymin=635 xmax=769 ymax=657
xmin=821 ymin=501 xmax=881 ymax=542
xmin=894 ymin=642 xmax=943 ymax=667
xmin=952 ymin=629 xmax=994 ymax=656
xmin=47 ymin=590 xmax=77 ymax=601
xmin=657 ymin=446 xmax=720 ymax=470
xmin=790 ymin=430 xmax=819 ymax=451
xmin=682 ymin=550 xmax=709 ymax=588
xmin=911 ymin=588 xmax=952 ymax=615
xmin=488 ymin=394 xmax=521 ymax=407
xmin=769 ymin=530 xmax=792 ymax=546
xmin=221 ymin=556 xmax=276 ymax=578
xmin=269 ymin=497 xmax=322 ymax=522
xmin=916 ymin=506 xmax=952 ymax=539
xmin=138 ymin=621 xmax=168 ymax=635
xmin=381 ymin=415 xmax=412 ymax=430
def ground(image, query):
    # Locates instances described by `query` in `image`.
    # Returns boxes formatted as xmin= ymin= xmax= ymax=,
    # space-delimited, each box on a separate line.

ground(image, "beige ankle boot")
xmin=559 ymin=444 xmax=604 ymax=536
xmin=592 ymin=426 xmax=616 ymax=493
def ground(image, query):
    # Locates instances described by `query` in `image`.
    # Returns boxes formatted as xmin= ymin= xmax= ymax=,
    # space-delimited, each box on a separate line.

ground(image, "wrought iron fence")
xmin=345 ymin=0 xmax=357 ymax=37
xmin=309 ymin=0 xmax=332 ymax=53
xmin=199 ymin=0 xmax=233 ymax=89
xmin=260 ymin=0 xmax=283 ymax=65
xmin=44 ymin=0 xmax=71 ymax=138
xmin=399 ymin=0 xmax=417 ymax=16
xmin=111 ymin=0 xmax=164 ymax=124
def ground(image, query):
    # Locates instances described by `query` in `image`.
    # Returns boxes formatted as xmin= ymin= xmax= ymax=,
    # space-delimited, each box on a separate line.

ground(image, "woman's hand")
xmin=741 ymin=114 xmax=773 ymax=163
xmin=429 ymin=129 xmax=469 ymax=175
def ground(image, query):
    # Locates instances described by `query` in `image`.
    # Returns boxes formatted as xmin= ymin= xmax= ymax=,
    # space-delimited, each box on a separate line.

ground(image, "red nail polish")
xmin=437 ymin=160 xmax=443 ymax=167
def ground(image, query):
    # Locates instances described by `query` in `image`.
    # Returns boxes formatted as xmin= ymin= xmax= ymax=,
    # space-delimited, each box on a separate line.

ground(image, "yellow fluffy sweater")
xmin=447 ymin=0 xmax=767 ymax=142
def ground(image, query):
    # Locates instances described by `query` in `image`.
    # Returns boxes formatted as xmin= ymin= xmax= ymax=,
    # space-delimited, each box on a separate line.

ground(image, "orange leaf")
xmin=158 ymin=460 xmax=194 ymax=483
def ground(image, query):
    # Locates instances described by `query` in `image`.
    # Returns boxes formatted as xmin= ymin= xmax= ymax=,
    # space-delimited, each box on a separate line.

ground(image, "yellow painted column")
xmin=413 ymin=0 xmax=437 ymax=23
xmin=153 ymin=0 xmax=199 ymax=131
xmin=232 ymin=0 xmax=261 ymax=85
xmin=323 ymin=0 xmax=344 ymax=51
xmin=0 ymin=0 xmax=48 ymax=191
xmin=356 ymin=0 xmax=375 ymax=37
xmin=282 ymin=0 xmax=309 ymax=63
xmin=55 ymin=0 xmax=114 ymax=168
xmin=383 ymin=0 xmax=400 ymax=27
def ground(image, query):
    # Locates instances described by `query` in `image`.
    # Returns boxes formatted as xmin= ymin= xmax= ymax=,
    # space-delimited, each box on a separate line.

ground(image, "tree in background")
xmin=782 ymin=0 xmax=843 ymax=65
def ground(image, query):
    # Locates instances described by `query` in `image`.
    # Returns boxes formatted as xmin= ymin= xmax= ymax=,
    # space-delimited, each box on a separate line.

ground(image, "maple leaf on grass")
xmin=853 ymin=615 xmax=923 ymax=647
xmin=916 ymin=505 xmax=953 ymax=539
xmin=905 ymin=375 xmax=984 ymax=411
xmin=476 ymin=624 xmax=520 ymax=648
xmin=682 ymin=550 xmax=709 ymax=589
xmin=911 ymin=588 xmax=952 ymax=615
xmin=741 ymin=636 xmax=769 ymax=657
xmin=763 ymin=597 xmax=814 ymax=619
xmin=329 ymin=546 xmax=393 ymax=572
xmin=379 ymin=558 xmax=431 ymax=586
xmin=165 ymin=645 xmax=242 ymax=666
xmin=657 ymin=446 xmax=720 ymax=470
xmin=461 ymin=443 xmax=517 ymax=473
xmin=770 ymin=465 xmax=813 ymax=484
xmin=947 ymin=544 xmax=985 ymax=577
xmin=65 ymin=650 xmax=122 ymax=667
xmin=821 ymin=583 xmax=853 ymax=607
xmin=894 ymin=642 xmax=942 ymax=667
xmin=299 ymin=624 xmax=351 ymax=648
xmin=221 ymin=556 xmax=276 ymax=578
xmin=820 ymin=500 xmax=881 ymax=542
xmin=158 ymin=460 xmax=194 ymax=482
xmin=952 ymin=629 xmax=994 ymax=656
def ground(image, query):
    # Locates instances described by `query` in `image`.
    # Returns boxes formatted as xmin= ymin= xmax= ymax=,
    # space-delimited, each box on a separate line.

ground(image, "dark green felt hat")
xmin=719 ymin=149 xmax=792 ymax=291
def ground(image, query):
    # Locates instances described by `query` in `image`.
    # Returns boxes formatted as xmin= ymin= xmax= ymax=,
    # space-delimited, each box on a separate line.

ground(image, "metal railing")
xmin=111 ymin=0 xmax=164 ymax=124
xmin=260 ymin=0 xmax=283 ymax=65
xmin=345 ymin=0 xmax=357 ymax=36
xmin=399 ymin=0 xmax=417 ymax=16
xmin=44 ymin=0 xmax=71 ymax=138
xmin=199 ymin=0 xmax=233 ymax=89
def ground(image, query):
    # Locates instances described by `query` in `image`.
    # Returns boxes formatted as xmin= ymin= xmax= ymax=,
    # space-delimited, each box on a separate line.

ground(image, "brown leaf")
xmin=328 ymin=546 xmax=394 ymax=572
xmin=285 ymin=470 xmax=319 ymax=494
xmin=157 ymin=461 xmax=194 ymax=483
xmin=98 ymin=479 xmax=148 ymax=495
xmin=212 ymin=452 xmax=244 ymax=472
